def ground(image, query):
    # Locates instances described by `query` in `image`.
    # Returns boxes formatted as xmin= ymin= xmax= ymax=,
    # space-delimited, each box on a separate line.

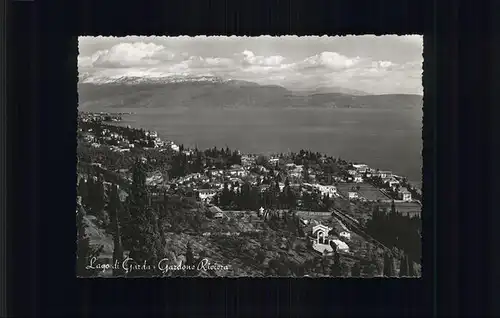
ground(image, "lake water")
xmin=106 ymin=107 xmax=422 ymax=187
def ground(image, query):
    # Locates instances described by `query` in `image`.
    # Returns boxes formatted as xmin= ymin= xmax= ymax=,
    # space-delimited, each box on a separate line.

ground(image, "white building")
xmin=269 ymin=158 xmax=279 ymax=165
xmin=339 ymin=231 xmax=351 ymax=240
xmin=386 ymin=178 xmax=400 ymax=189
xmin=228 ymin=167 xmax=246 ymax=177
xmin=311 ymin=224 xmax=350 ymax=254
xmin=347 ymin=170 xmax=357 ymax=176
xmin=379 ymin=171 xmax=393 ymax=179
xmin=330 ymin=239 xmax=349 ymax=252
xmin=170 ymin=143 xmax=180 ymax=152
xmin=198 ymin=189 xmax=217 ymax=203
xmin=399 ymin=188 xmax=412 ymax=201
xmin=352 ymin=164 xmax=369 ymax=173
xmin=314 ymin=184 xmax=338 ymax=197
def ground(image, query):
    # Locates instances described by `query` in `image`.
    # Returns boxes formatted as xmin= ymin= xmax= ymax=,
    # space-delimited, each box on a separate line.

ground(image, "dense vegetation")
xmin=76 ymin=118 xmax=421 ymax=277
xmin=365 ymin=202 xmax=422 ymax=264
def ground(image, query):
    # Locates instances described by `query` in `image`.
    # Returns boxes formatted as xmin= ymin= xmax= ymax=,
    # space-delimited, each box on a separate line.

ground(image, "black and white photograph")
xmin=76 ymin=35 xmax=423 ymax=278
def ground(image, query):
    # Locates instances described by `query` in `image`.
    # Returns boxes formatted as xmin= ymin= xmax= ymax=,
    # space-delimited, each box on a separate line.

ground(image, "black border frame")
xmin=6 ymin=0 xmax=496 ymax=316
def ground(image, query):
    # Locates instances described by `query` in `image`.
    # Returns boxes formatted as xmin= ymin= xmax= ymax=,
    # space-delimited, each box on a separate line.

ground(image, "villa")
xmin=399 ymin=187 xmax=412 ymax=201
xmin=311 ymin=224 xmax=350 ymax=254
xmin=197 ymin=189 xmax=218 ymax=203
xmin=352 ymin=164 xmax=369 ymax=173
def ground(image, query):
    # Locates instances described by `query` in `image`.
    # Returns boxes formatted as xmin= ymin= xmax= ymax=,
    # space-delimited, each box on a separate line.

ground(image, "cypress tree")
xmin=92 ymin=174 xmax=107 ymax=225
xmin=351 ymin=261 xmax=361 ymax=277
xmin=123 ymin=160 xmax=163 ymax=276
xmin=330 ymin=250 xmax=342 ymax=277
xmin=220 ymin=182 xmax=230 ymax=208
xmin=86 ymin=176 xmax=96 ymax=214
xmin=383 ymin=252 xmax=395 ymax=277
xmin=109 ymin=185 xmax=125 ymax=276
xmin=77 ymin=177 xmax=88 ymax=207
xmin=399 ymin=254 xmax=409 ymax=277
xmin=185 ymin=242 xmax=195 ymax=276
xmin=127 ymin=207 xmax=164 ymax=277
xmin=391 ymin=200 xmax=397 ymax=214
xmin=407 ymin=255 xmax=415 ymax=277
xmin=108 ymin=184 xmax=122 ymax=234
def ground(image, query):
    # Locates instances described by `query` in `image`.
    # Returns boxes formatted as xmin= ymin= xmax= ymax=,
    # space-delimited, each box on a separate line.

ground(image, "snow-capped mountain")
xmin=78 ymin=74 xmax=229 ymax=85
xmin=78 ymin=74 xmax=423 ymax=112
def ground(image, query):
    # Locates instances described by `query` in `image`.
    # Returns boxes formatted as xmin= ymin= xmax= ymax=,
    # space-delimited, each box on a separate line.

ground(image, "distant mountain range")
xmin=78 ymin=76 xmax=423 ymax=111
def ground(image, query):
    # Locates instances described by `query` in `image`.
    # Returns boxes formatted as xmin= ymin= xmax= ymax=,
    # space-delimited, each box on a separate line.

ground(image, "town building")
xmin=347 ymin=169 xmax=357 ymax=176
xmin=339 ymin=231 xmax=351 ymax=240
xmin=228 ymin=166 xmax=246 ymax=177
xmin=348 ymin=191 xmax=358 ymax=200
xmin=352 ymin=164 xmax=369 ymax=173
xmin=379 ymin=171 xmax=393 ymax=179
xmin=311 ymin=224 xmax=350 ymax=254
xmin=399 ymin=187 xmax=412 ymax=201
xmin=269 ymin=158 xmax=279 ymax=165
xmin=386 ymin=178 xmax=400 ymax=189
xmin=197 ymin=189 xmax=218 ymax=203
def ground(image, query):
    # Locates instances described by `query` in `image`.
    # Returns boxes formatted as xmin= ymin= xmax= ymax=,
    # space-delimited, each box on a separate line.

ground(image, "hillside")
xmin=78 ymin=78 xmax=423 ymax=111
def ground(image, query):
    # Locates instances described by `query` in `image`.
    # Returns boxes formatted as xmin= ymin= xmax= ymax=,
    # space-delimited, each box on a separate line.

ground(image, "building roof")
xmin=209 ymin=206 xmax=223 ymax=214
xmin=198 ymin=189 xmax=217 ymax=194
xmin=330 ymin=239 xmax=349 ymax=250
xmin=400 ymin=187 xmax=410 ymax=193
xmin=312 ymin=224 xmax=332 ymax=234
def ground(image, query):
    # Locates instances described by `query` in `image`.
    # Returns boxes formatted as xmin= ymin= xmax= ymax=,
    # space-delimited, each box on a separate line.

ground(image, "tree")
xmin=92 ymin=175 xmax=108 ymax=227
xmin=77 ymin=177 xmax=88 ymax=206
xmin=351 ymin=261 xmax=361 ymax=277
xmin=122 ymin=160 xmax=148 ymax=249
xmin=108 ymin=185 xmax=125 ymax=276
xmin=76 ymin=201 xmax=104 ymax=277
xmin=287 ymin=188 xmax=297 ymax=210
xmin=383 ymin=252 xmax=395 ymax=277
xmin=107 ymin=184 xmax=122 ymax=233
xmin=124 ymin=161 xmax=165 ymax=277
xmin=112 ymin=213 xmax=125 ymax=277
xmin=220 ymin=182 xmax=232 ymax=208
xmin=302 ymin=163 xmax=310 ymax=182
xmin=399 ymin=254 xmax=409 ymax=277
xmin=127 ymin=207 xmax=165 ymax=277
xmin=86 ymin=176 xmax=96 ymax=208
xmin=256 ymin=155 xmax=269 ymax=167
xmin=330 ymin=250 xmax=342 ymax=277
xmin=185 ymin=242 xmax=195 ymax=276
xmin=407 ymin=255 xmax=416 ymax=277
xmin=284 ymin=177 xmax=290 ymax=187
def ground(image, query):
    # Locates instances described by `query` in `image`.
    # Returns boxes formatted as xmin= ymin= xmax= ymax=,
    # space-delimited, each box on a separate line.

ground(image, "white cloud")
xmin=300 ymin=52 xmax=361 ymax=70
xmin=240 ymin=50 xmax=286 ymax=66
xmin=79 ymin=39 xmax=422 ymax=95
xmin=90 ymin=42 xmax=174 ymax=68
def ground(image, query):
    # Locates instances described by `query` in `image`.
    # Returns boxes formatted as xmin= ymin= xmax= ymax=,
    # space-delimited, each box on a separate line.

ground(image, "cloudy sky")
xmin=78 ymin=35 xmax=423 ymax=95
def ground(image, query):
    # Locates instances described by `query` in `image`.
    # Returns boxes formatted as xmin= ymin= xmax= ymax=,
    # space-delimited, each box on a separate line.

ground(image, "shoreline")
xmin=79 ymin=110 xmax=422 ymax=191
